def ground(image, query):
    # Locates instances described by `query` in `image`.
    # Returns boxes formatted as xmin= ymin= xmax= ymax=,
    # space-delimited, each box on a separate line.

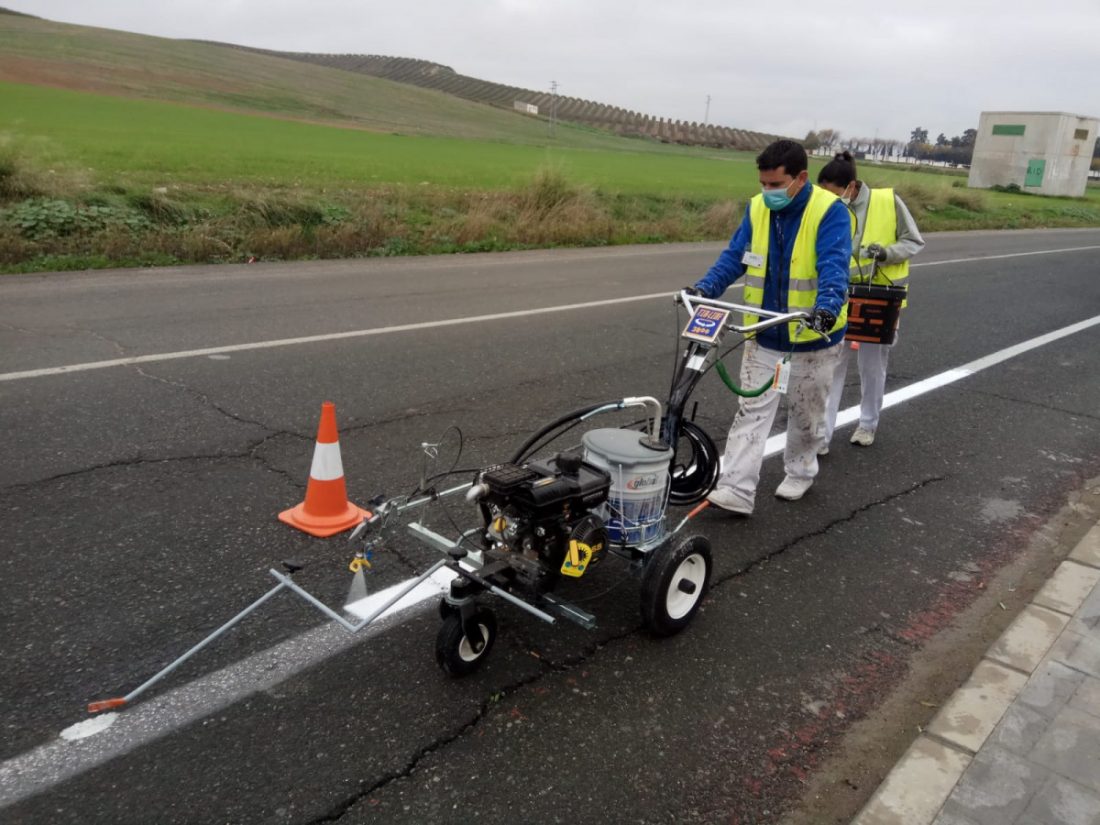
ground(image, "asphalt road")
xmin=2 ymin=229 xmax=1099 ymax=824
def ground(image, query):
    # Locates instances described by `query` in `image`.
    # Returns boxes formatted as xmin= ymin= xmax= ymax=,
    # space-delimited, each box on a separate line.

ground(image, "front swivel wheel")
xmin=640 ymin=535 xmax=712 ymax=636
xmin=435 ymin=607 xmax=497 ymax=676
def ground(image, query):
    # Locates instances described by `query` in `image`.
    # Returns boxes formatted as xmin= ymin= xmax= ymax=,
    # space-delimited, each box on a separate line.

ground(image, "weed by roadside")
xmin=3 ymin=159 xmax=1100 ymax=274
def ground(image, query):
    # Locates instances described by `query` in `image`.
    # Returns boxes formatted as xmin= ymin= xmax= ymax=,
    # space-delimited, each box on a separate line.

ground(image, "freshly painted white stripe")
xmin=343 ymin=566 xmax=461 ymax=620
xmin=0 ymin=601 xmax=416 ymax=809
xmin=914 ymin=244 xmax=1100 ymax=268
xmin=2 ymin=242 xmax=1097 ymax=384
xmin=308 ymin=441 xmax=344 ymax=482
xmin=761 ymin=315 xmax=1100 ymax=458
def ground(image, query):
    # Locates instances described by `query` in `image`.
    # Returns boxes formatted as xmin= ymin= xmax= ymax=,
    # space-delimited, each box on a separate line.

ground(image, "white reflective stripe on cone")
xmin=309 ymin=441 xmax=345 ymax=481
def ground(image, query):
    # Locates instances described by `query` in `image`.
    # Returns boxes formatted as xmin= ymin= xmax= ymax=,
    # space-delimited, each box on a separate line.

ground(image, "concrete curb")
xmin=851 ymin=524 xmax=1100 ymax=825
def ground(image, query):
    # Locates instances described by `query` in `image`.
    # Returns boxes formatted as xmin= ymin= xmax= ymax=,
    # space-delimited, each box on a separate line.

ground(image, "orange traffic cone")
xmin=279 ymin=401 xmax=369 ymax=537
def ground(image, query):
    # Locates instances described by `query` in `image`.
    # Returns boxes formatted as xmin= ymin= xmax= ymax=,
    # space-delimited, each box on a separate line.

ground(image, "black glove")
xmin=809 ymin=307 xmax=836 ymax=334
xmin=865 ymin=243 xmax=888 ymax=262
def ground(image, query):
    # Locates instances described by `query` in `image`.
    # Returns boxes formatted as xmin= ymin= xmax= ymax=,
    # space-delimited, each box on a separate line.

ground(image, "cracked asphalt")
xmin=2 ymin=230 xmax=1099 ymax=824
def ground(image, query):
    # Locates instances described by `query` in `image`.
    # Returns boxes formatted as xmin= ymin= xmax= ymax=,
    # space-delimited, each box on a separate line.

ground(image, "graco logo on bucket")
xmin=626 ymin=473 xmax=661 ymax=491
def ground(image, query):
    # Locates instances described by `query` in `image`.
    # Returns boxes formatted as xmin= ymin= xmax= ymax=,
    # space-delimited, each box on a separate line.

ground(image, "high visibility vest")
xmin=744 ymin=187 xmax=846 ymax=343
xmin=854 ymin=188 xmax=909 ymax=304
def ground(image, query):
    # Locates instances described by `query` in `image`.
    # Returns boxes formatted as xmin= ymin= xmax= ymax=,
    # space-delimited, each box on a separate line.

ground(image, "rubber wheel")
xmin=640 ymin=535 xmax=712 ymax=636
xmin=435 ymin=608 xmax=497 ymax=676
xmin=438 ymin=597 xmax=459 ymax=619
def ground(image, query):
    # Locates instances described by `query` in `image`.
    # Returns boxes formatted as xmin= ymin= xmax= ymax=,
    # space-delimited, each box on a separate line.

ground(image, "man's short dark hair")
xmin=756 ymin=139 xmax=808 ymax=176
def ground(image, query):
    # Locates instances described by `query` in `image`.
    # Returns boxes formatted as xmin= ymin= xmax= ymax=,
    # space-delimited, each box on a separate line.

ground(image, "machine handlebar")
xmin=677 ymin=290 xmax=810 ymax=335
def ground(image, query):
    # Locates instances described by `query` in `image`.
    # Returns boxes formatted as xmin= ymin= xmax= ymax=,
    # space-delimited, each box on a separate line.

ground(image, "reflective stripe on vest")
xmin=744 ymin=187 xmax=847 ymax=343
xmin=854 ymin=188 xmax=909 ymax=301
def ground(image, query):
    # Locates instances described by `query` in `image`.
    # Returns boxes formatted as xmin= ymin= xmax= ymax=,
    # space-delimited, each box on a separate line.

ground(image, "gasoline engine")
xmin=474 ymin=452 xmax=612 ymax=591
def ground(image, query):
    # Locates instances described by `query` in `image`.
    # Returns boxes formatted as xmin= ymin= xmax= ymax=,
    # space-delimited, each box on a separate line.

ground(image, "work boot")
xmin=850 ymin=428 xmax=875 ymax=447
xmin=706 ymin=486 xmax=753 ymax=515
xmin=775 ymin=476 xmax=813 ymax=501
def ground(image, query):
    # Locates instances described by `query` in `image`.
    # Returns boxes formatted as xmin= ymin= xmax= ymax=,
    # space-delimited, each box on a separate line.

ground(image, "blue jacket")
xmin=694 ymin=183 xmax=851 ymax=352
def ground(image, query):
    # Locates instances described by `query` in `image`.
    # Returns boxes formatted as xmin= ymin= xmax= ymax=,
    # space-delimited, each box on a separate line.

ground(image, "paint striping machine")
xmin=88 ymin=292 xmax=812 ymax=711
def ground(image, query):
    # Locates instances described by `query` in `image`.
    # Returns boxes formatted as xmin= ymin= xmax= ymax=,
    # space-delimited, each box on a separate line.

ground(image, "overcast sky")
xmin=6 ymin=0 xmax=1099 ymax=143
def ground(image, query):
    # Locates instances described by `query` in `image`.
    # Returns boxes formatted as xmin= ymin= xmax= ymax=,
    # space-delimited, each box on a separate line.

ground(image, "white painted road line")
xmin=2 ymin=311 xmax=1099 ymax=807
xmin=0 ymin=292 xmax=672 ymax=382
xmin=913 ymin=244 xmax=1100 ymax=268
xmin=0 ymin=609 xmax=409 ymax=809
xmin=3 ymin=245 xmax=1099 ymax=384
xmin=763 ymin=313 xmax=1100 ymax=458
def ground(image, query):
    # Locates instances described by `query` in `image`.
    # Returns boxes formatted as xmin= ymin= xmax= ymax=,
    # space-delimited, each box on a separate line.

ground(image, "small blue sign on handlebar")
xmin=682 ymin=305 xmax=731 ymax=344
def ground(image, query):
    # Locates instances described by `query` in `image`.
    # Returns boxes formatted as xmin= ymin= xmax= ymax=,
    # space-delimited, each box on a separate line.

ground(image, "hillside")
xmin=217 ymin=46 xmax=781 ymax=151
xmin=0 ymin=12 xmax=668 ymax=151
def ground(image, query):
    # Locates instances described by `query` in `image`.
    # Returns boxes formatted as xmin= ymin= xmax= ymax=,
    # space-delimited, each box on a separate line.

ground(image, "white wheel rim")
xmin=665 ymin=553 xmax=706 ymax=620
xmin=458 ymin=623 xmax=490 ymax=662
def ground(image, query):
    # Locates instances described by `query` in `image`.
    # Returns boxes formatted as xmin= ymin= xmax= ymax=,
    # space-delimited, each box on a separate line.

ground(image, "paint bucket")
xmin=581 ymin=428 xmax=672 ymax=546
xmin=845 ymin=283 xmax=905 ymax=345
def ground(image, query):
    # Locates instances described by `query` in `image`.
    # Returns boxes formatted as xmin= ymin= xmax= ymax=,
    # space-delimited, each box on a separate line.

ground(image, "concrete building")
xmin=968 ymin=111 xmax=1098 ymax=197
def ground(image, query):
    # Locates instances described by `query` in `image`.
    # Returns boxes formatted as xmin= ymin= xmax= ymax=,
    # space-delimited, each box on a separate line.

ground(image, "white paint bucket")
xmin=581 ymin=428 xmax=672 ymax=546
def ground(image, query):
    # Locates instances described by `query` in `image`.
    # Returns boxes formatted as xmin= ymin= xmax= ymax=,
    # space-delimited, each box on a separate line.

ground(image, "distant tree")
xmin=816 ymin=128 xmax=840 ymax=151
xmin=803 ymin=130 xmax=821 ymax=151
xmin=935 ymin=133 xmax=948 ymax=147
xmin=949 ymin=135 xmax=962 ymax=148
xmin=961 ymin=128 xmax=978 ymax=147
xmin=907 ymin=127 xmax=929 ymax=158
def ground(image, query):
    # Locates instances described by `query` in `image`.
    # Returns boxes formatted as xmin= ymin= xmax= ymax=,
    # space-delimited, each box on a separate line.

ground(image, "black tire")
xmin=435 ymin=608 xmax=497 ymax=677
xmin=640 ymin=535 xmax=712 ymax=636
xmin=438 ymin=597 xmax=459 ymax=619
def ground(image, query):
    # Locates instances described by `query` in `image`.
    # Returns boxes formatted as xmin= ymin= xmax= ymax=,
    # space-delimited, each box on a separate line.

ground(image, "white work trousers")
xmin=823 ymin=338 xmax=892 ymax=442
xmin=716 ymin=340 xmax=843 ymax=507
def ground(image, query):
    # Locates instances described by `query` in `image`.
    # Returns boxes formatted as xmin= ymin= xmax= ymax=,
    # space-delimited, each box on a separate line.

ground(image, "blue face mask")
xmin=762 ymin=179 xmax=797 ymax=210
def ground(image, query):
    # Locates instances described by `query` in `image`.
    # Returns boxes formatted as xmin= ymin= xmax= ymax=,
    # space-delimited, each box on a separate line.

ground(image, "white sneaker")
xmin=817 ymin=444 xmax=830 ymax=456
xmin=850 ymin=428 xmax=875 ymax=447
xmin=706 ymin=486 xmax=753 ymax=515
xmin=775 ymin=476 xmax=813 ymax=501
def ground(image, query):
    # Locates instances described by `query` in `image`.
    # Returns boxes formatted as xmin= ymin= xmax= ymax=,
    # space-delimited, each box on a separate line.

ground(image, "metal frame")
xmin=88 ymin=291 xmax=815 ymax=714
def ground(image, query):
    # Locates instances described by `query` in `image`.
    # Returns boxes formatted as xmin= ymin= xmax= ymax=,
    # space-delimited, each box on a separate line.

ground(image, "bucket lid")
xmin=582 ymin=428 xmax=673 ymax=464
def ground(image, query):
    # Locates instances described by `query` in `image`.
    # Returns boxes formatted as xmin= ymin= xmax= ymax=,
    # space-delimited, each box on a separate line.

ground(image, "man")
xmin=688 ymin=139 xmax=850 ymax=515
xmin=816 ymin=150 xmax=925 ymax=450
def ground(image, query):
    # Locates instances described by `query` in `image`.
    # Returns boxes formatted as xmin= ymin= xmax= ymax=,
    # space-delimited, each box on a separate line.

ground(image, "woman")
xmin=817 ymin=151 xmax=925 ymax=450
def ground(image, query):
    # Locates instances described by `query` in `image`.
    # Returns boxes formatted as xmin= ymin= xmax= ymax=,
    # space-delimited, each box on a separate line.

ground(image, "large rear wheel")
xmin=640 ymin=535 xmax=712 ymax=636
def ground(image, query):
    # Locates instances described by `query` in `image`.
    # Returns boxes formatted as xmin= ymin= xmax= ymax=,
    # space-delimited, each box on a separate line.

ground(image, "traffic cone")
xmin=279 ymin=401 xmax=369 ymax=537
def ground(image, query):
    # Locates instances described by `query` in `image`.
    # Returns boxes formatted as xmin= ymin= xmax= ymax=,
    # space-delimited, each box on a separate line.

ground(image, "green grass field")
xmin=0 ymin=82 xmax=761 ymax=195
xmin=2 ymin=10 xmax=1099 ymax=273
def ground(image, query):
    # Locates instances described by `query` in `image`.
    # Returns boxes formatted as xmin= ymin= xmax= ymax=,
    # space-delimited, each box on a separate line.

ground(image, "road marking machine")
xmin=89 ymin=293 xmax=812 ymax=712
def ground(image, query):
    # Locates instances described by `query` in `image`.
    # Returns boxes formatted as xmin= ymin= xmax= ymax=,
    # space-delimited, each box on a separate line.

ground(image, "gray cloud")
xmin=6 ymin=0 xmax=1098 ymax=143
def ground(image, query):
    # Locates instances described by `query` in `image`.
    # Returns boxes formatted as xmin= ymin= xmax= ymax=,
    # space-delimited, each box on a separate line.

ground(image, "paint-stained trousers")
xmin=823 ymin=338 xmax=892 ymax=442
xmin=715 ymin=339 xmax=844 ymax=508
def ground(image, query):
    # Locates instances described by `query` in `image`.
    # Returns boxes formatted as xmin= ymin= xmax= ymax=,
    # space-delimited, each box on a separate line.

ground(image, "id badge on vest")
xmin=742 ymin=251 xmax=764 ymax=268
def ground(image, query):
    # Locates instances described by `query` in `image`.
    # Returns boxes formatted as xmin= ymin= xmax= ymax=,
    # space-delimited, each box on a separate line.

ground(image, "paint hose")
xmin=714 ymin=360 xmax=773 ymax=398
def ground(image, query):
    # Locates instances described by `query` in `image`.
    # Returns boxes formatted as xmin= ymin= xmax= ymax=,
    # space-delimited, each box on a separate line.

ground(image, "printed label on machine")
xmin=682 ymin=306 xmax=731 ymax=344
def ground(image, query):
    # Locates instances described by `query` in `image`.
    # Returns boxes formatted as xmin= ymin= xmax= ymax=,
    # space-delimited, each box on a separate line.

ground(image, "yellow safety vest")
xmin=854 ymin=188 xmax=909 ymax=305
xmin=745 ymin=187 xmax=847 ymax=344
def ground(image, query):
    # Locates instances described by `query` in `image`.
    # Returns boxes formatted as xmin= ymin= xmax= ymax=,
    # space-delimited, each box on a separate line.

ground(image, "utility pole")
xmin=549 ymin=80 xmax=558 ymax=138
xmin=704 ymin=95 xmax=711 ymax=127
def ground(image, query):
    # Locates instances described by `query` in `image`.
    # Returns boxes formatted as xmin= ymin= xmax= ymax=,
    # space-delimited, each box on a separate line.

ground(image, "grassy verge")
xmin=2 ymin=83 xmax=1100 ymax=273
